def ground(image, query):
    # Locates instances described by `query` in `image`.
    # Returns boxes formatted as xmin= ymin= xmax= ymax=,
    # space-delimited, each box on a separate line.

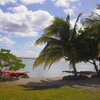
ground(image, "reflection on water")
xmin=21 ymin=59 xmax=95 ymax=77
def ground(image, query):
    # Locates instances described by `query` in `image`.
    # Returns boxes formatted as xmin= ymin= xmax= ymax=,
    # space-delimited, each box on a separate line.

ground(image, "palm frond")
xmin=44 ymin=17 xmax=70 ymax=41
xmin=70 ymin=13 xmax=82 ymax=41
xmin=34 ymin=45 xmax=62 ymax=69
xmin=41 ymin=44 xmax=62 ymax=55
xmin=73 ymin=13 xmax=82 ymax=32
xmin=44 ymin=50 xmax=62 ymax=69
xmin=35 ymin=35 xmax=62 ymax=45
xmin=33 ymin=53 xmax=46 ymax=68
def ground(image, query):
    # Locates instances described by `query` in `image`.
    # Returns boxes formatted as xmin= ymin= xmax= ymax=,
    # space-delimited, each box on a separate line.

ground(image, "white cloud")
xmin=25 ymin=40 xmax=45 ymax=56
xmin=52 ymin=0 xmax=70 ymax=8
xmin=95 ymin=9 xmax=100 ymax=15
xmin=93 ymin=9 xmax=100 ymax=18
xmin=25 ymin=41 xmax=35 ymax=48
xmin=0 ymin=0 xmax=46 ymax=5
xmin=63 ymin=7 xmax=77 ymax=15
xmin=0 ymin=6 xmax=54 ymax=37
xmin=0 ymin=0 xmax=16 ymax=5
xmin=0 ymin=35 xmax=16 ymax=46
xmin=52 ymin=0 xmax=80 ymax=16
xmin=52 ymin=0 xmax=80 ymax=8
xmin=15 ymin=40 xmax=45 ymax=57
xmin=19 ymin=0 xmax=46 ymax=5
xmin=25 ymin=40 xmax=45 ymax=48
xmin=87 ymin=7 xmax=100 ymax=20
xmin=71 ymin=18 xmax=82 ymax=31
xmin=64 ymin=9 xmax=74 ymax=15
xmin=12 ymin=45 xmax=42 ymax=57
xmin=11 ymin=49 xmax=36 ymax=57
xmin=9 ymin=5 xmax=28 ymax=13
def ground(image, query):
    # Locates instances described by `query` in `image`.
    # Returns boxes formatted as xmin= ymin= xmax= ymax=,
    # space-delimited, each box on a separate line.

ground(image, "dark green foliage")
xmin=0 ymin=49 xmax=25 ymax=71
xmin=80 ymin=5 xmax=100 ymax=71
xmin=77 ymin=21 xmax=100 ymax=75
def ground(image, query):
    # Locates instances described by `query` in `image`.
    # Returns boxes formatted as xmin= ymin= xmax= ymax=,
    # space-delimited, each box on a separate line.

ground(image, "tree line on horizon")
xmin=33 ymin=4 xmax=100 ymax=76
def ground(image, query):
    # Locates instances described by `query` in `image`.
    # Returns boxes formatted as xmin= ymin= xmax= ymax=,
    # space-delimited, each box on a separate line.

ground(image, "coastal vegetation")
xmin=0 ymin=49 xmax=25 ymax=80
xmin=0 ymin=2 xmax=100 ymax=100
xmin=34 ymin=5 xmax=100 ymax=77
xmin=0 ymin=49 xmax=25 ymax=72
xmin=0 ymin=4 xmax=100 ymax=100
xmin=78 ymin=22 xmax=100 ymax=75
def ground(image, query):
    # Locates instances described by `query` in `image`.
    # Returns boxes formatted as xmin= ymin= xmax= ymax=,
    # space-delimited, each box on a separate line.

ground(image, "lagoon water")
xmin=21 ymin=58 xmax=95 ymax=77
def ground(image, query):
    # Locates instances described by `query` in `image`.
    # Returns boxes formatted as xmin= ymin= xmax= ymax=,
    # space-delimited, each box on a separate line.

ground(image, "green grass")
xmin=0 ymin=85 xmax=100 ymax=100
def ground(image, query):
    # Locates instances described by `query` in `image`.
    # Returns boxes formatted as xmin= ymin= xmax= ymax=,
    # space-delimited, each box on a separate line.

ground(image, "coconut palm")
xmin=77 ymin=21 xmax=100 ymax=75
xmin=87 ymin=22 xmax=100 ymax=75
xmin=33 ymin=14 xmax=82 ymax=76
xmin=81 ymin=4 xmax=100 ymax=75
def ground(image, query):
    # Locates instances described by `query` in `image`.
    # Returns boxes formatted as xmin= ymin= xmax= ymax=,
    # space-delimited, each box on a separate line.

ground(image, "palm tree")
xmin=33 ymin=14 xmax=82 ymax=76
xmin=77 ymin=22 xmax=100 ymax=75
xmin=81 ymin=5 xmax=100 ymax=75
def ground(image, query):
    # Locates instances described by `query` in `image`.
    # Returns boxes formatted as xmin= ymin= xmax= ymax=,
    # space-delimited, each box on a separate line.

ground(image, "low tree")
xmin=0 ymin=49 xmax=25 ymax=72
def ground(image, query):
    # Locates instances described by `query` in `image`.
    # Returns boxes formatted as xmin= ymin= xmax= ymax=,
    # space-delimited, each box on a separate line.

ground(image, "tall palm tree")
xmin=33 ymin=14 xmax=82 ymax=76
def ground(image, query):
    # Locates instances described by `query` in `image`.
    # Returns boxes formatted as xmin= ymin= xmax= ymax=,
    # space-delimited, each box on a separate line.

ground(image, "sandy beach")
xmin=0 ymin=77 xmax=100 ymax=90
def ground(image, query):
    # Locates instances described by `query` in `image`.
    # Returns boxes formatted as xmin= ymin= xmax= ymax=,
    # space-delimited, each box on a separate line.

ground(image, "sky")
xmin=0 ymin=0 xmax=100 ymax=57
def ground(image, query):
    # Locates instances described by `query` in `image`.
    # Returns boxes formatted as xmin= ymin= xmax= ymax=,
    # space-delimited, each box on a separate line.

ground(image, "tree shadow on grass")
xmin=19 ymin=79 xmax=66 ymax=90
xmin=19 ymin=76 xmax=100 ymax=91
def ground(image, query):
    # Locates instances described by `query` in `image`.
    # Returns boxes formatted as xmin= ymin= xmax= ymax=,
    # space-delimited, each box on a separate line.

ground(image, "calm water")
xmin=21 ymin=59 xmax=95 ymax=77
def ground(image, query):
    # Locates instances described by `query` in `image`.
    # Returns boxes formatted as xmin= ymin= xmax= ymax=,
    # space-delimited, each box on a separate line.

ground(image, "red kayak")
xmin=0 ymin=71 xmax=29 ymax=76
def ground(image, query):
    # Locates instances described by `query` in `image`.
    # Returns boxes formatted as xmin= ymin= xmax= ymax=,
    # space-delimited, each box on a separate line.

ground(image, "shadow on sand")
xmin=19 ymin=76 xmax=100 ymax=90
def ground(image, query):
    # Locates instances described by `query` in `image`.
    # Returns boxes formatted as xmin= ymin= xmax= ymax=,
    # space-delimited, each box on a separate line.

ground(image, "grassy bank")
xmin=0 ymin=85 xmax=100 ymax=100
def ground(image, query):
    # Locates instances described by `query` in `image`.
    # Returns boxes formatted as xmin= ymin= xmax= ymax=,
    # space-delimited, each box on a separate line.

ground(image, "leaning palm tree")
xmin=33 ymin=14 xmax=82 ymax=76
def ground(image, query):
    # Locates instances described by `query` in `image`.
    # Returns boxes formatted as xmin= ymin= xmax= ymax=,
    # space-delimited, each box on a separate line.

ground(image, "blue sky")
xmin=0 ymin=0 xmax=99 ymax=57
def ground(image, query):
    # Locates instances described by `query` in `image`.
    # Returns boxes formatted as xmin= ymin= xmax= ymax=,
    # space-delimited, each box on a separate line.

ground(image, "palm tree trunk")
xmin=93 ymin=60 xmax=99 ymax=75
xmin=72 ymin=61 xmax=77 ymax=76
xmin=71 ymin=47 xmax=77 ymax=76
